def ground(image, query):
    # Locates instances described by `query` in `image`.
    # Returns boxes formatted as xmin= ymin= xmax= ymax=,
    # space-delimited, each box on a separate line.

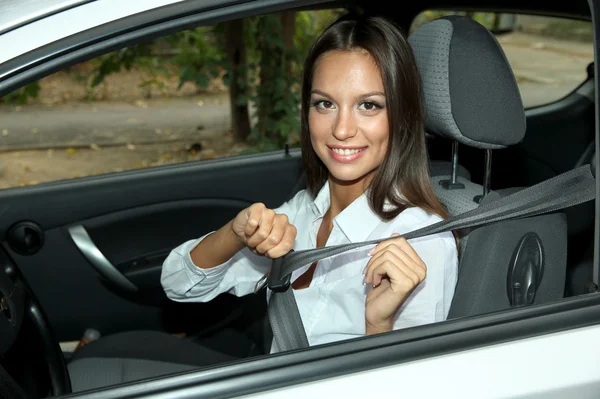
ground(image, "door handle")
xmin=68 ymin=225 xmax=138 ymax=293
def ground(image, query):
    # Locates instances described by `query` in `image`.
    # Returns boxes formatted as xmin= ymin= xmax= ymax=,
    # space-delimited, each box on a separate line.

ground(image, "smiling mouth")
xmin=329 ymin=147 xmax=367 ymax=155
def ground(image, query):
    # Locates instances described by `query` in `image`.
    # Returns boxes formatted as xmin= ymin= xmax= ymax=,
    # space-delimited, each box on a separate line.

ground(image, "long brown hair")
xmin=300 ymin=13 xmax=448 ymax=220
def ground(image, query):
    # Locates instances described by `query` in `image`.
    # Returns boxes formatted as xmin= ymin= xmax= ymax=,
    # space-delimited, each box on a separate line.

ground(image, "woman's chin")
xmin=328 ymin=170 xmax=374 ymax=187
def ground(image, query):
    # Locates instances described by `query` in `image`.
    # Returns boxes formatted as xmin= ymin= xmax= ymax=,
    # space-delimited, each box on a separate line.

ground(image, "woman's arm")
xmin=161 ymin=196 xmax=304 ymax=302
xmin=191 ymin=203 xmax=296 ymax=269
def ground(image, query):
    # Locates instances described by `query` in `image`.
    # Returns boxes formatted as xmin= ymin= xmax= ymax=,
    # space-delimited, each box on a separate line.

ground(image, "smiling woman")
xmin=161 ymin=12 xmax=458 ymax=355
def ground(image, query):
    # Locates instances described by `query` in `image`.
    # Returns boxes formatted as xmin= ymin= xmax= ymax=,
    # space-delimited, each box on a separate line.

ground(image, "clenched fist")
xmin=231 ymin=203 xmax=297 ymax=258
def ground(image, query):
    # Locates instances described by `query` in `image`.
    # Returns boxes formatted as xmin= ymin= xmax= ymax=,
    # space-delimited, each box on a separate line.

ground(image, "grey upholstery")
xmin=430 ymin=175 xmax=485 ymax=216
xmin=409 ymin=16 xmax=526 ymax=149
xmin=430 ymin=174 xmax=491 ymax=258
xmin=66 ymin=330 xmax=240 ymax=392
xmin=429 ymin=160 xmax=470 ymax=180
xmin=68 ymin=358 xmax=196 ymax=392
xmin=410 ymin=16 xmax=567 ymax=318
xmin=448 ymin=193 xmax=567 ymax=318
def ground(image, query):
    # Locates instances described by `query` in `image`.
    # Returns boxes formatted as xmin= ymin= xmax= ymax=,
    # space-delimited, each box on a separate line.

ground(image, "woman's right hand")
xmin=231 ymin=203 xmax=297 ymax=258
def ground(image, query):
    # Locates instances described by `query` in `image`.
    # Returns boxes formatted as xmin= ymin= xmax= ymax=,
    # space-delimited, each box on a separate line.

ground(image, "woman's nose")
xmin=332 ymin=109 xmax=358 ymax=141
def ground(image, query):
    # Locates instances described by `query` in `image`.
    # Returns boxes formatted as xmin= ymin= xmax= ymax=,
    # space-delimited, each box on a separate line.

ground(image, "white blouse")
xmin=161 ymin=182 xmax=458 ymax=352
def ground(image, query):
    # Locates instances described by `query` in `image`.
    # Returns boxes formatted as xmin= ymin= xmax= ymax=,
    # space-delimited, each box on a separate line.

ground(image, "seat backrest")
xmin=409 ymin=16 xmax=567 ymax=318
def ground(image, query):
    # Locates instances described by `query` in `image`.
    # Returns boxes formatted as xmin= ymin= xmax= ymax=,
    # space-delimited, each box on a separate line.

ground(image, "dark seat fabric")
xmin=429 ymin=160 xmax=470 ymax=180
xmin=447 ymin=191 xmax=567 ymax=318
xmin=67 ymin=330 xmax=240 ymax=392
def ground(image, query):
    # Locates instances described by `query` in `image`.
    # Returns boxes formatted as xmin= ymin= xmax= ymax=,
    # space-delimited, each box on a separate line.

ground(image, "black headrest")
xmin=409 ymin=16 xmax=526 ymax=149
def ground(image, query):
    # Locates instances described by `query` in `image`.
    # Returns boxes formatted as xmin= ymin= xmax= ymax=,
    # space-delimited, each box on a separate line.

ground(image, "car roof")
xmin=0 ymin=0 xmax=188 ymax=66
xmin=0 ymin=0 xmax=95 ymax=35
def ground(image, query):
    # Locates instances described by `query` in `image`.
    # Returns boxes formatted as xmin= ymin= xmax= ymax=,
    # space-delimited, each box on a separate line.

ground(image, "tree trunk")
xmin=257 ymin=12 xmax=295 ymax=144
xmin=224 ymin=19 xmax=251 ymax=142
xmin=281 ymin=11 xmax=296 ymax=79
xmin=281 ymin=11 xmax=295 ymax=50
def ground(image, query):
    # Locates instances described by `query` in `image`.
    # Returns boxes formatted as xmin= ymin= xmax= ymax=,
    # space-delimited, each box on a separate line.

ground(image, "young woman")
xmin=161 ymin=13 xmax=458 ymax=352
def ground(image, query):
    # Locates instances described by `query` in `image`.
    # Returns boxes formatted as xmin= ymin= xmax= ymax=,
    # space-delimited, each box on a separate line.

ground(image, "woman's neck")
xmin=327 ymin=175 xmax=371 ymax=219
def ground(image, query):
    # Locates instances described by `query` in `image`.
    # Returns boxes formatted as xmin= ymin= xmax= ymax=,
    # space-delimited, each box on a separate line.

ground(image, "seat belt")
xmin=264 ymin=164 xmax=597 ymax=352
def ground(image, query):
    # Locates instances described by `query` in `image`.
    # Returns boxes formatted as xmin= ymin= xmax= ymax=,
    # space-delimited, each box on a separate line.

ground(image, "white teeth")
xmin=332 ymin=148 xmax=363 ymax=155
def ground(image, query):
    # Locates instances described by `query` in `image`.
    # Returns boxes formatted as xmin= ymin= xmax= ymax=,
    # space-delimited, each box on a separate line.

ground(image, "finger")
xmin=370 ymin=260 xmax=412 ymax=288
xmin=364 ymin=243 xmax=421 ymax=282
xmin=377 ymin=244 xmax=426 ymax=281
xmin=255 ymin=214 xmax=287 ymax=256
xmin=367 ymin=251 xmax=421 ymax=287
xmin=372 ymin=235 xmax=426 ymax=269
xmin=247 ymin=209 xmax=275 ymax=251
xmin=244 ymin=203 xmax=265 ymax=237
xmin=370 ymin=234 xmax=402 ymax=255
xmin=372 ymin=260 xmax=421 ymax=294
xmin=365 ymin=248 xmax=397 ymax=285
xmin=266 ymin=223 xmax=297 ymax=258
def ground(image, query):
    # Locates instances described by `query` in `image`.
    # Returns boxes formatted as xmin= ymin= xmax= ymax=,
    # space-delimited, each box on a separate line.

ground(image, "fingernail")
xmin=368 ymin=247 xmax=374 ymax=256
xmin=391 ymin=232 xmax=400 ymax=237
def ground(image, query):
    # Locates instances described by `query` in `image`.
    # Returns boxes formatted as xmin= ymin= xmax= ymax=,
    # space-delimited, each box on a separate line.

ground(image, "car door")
xmin=0 ymin=150 xmax=302 ymax=341
xmin=0 ymin=0 xmax=308 ymax=343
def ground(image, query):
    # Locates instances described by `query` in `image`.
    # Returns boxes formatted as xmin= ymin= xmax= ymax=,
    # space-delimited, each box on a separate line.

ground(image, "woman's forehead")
xmin=312 ymin=50 xmax=384 ymax=94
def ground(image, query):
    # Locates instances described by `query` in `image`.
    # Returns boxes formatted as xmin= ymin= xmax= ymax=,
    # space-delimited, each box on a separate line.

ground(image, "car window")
xmin=410 ymin=11 xmax=593 ymax=109
xmin=0 ymin=9 xmax=344 ymax=190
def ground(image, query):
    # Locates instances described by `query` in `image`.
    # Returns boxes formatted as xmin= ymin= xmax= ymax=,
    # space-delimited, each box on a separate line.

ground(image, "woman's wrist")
xmin=190 ymin=220 xmax=245 ymax=268
xmin=365 ymin=319 xmax=393 ymax=335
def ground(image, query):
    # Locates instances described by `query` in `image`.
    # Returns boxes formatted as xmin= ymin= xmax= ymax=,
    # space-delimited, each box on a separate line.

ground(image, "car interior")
xmin=0 ymin=0 xmax=597 ymax=397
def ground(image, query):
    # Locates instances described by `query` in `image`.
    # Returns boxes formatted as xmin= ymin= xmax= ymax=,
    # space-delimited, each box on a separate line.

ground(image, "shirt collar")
xmin=310 ymin=180 xmax=383 ymax=243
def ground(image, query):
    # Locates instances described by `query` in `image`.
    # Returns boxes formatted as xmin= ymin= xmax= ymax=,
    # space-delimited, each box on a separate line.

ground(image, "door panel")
xmin=0 ymin=149 xmax=303 ymax=340
xmin=77 ymin=199 xmax=253 ymax=300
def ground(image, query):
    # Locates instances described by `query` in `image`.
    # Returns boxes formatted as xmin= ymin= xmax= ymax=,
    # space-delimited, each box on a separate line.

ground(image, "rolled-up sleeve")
xmin=161 ymin=191 xmax=306 ymax=302
xmin=161 ymin=234 xmax=271 ymax=302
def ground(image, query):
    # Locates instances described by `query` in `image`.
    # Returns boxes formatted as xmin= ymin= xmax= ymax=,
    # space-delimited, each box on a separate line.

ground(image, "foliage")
xmin=169 ymin=26 xmax=226 ymax=90
xmin=1 ymin=81 xmax=40 ymax=104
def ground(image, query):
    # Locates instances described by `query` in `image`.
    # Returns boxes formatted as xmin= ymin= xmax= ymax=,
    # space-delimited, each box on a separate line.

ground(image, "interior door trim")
xmin=68 ymin=224 xmax=138 ymax=293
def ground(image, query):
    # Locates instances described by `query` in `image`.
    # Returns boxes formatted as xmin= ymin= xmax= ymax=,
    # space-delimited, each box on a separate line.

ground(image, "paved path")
xmin=0 ymin=95 xmax=234 ymax=150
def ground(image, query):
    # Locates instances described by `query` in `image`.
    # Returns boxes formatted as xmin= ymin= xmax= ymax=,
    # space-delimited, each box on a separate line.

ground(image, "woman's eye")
xmin=358 ymin=101 xmax=380 ymax=111
xmin=312 ymin=100 xmax=335 ymax=110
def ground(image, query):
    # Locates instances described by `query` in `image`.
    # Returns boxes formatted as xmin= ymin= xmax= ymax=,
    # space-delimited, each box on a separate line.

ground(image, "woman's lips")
xmin=327 ymin=146 xmax=367 ymax=163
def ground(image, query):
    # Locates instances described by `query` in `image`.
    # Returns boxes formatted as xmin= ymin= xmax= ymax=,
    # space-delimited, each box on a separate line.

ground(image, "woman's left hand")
xmin=363 ymin=233 xmax=427 ymax=335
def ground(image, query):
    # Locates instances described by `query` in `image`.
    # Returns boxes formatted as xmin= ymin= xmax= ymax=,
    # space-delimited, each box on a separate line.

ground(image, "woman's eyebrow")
xmin=310 ymin=90 xmax=386 ymax=98
xmin=310 ymin=89 xmax=330 ymax=97
xmin=360 ymin=91 xmax=385 ymax=98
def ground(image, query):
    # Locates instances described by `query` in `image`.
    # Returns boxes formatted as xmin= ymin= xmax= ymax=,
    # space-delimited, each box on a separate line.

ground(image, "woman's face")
xmin=309 ymin=49 xmax=389 ymax=186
